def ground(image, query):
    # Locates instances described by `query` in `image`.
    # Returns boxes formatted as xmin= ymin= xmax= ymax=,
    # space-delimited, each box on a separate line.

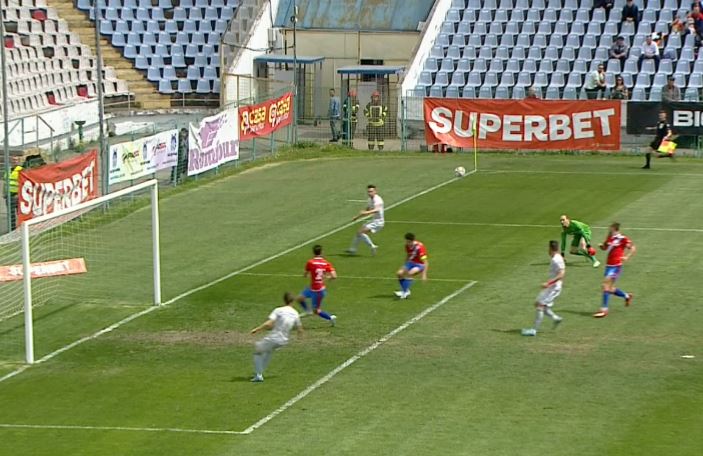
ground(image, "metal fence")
xmin=3 ymin=85 xmax=703 ymax=234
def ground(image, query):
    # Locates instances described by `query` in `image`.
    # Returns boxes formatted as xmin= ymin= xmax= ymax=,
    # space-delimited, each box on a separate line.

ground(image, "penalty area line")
xmin=238 ymin=272 xmax=470 ymax=283
xmin=0 ymin=423 xmax=246 ymax=436
xmin=0 ymin=170 xmax=475 ymax=385
xmin=239 ymin=280 xmax=478 ymax=435
xmin=387 ymin=220 xmax=703 ymax=234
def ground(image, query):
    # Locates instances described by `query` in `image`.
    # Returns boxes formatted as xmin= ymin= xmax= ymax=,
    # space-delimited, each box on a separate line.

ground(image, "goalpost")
xmin=0 ymin=180 xmax=161 ymax=365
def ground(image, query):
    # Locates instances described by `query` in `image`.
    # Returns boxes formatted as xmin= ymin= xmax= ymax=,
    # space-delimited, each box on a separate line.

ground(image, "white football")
xmin=454 ymin=166 xmax=466 ymax=177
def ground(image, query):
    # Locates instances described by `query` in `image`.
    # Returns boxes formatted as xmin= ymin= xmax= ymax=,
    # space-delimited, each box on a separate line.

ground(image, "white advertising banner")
xmin=187 ymin=109 xmax=239 ymax=176
xmin=108 ymin=129 xmax=179 ymax=185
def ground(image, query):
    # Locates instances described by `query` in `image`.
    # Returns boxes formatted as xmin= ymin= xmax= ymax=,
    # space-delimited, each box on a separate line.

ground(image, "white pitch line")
xmin=238 ymin=272 xmax=469 ymax=283
xmin=240 ymin=280 xmax=478 ymax=435
xmin=483 ymin=169 xmax=703 ymax=178
xmin=387 ymin=220 xmax=703 ymax=233
xmin=346 ymin=199 xmax=367 ymax=203
xmin=0 ymin=170 xmax=475 ymax=385
xmin=0 ymin=423 xmax=245 ymax=435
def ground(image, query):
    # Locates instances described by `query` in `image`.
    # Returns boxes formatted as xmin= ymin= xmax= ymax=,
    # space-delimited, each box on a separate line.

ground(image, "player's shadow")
xmin=328 ymin=253 xmax=359 ymax=259
xmin=230 ymin=375 xmax=278 ymax=383
xmin=560 ymin=309 xmax=594 ymax=317
xmin=490 ymin=328 xmax=523 ymax=335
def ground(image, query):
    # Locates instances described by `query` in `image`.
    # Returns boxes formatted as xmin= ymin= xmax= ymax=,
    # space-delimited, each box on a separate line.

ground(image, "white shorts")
xmin=255 ymin=336 xmax=286 ymax=354
xmin=364 ymin=220 xmax=385 ymax=234
xmin=536 ymin=286 xmax=562 ymax=307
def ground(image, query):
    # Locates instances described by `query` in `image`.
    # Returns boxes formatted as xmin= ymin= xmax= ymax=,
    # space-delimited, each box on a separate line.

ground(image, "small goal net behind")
xmin=0 ymin=180 xmax=161 ymax=367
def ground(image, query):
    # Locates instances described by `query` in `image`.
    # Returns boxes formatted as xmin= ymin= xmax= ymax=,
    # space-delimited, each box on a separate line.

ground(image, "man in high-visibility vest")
xmin=342 ymin=89 xmax=359 ymax=147
xmin=364 ymin=91 xmax=388 ymax=150
xmin=4 ymin=155 xmax=23 ymax=230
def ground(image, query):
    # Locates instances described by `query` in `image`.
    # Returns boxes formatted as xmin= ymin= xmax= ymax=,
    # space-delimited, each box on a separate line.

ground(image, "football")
xmin=454 ymin=166 xmax=467 ymax=177
xmin=587 ymin=247 xmax=597 ymax=256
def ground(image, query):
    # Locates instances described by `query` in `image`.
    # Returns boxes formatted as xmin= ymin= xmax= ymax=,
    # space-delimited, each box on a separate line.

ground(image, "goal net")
xmin=0 ymin=180 xmax=161 ymax=367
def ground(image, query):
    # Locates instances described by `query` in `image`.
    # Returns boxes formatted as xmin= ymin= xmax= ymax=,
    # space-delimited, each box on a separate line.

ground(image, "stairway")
xmin=48 ymin=1 xmax=172 ymax=110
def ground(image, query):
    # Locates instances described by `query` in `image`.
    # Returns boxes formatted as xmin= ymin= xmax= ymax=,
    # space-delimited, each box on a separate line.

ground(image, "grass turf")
xmin=0 ymin=151 xmax=702 ymax=455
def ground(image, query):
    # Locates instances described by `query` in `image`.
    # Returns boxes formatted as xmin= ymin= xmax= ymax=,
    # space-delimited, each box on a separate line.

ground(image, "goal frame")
xmin=20 ymin=179 xmax=161 ymax=364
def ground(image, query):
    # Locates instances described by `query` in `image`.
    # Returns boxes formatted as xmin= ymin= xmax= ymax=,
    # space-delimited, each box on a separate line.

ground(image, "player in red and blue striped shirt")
xmin=296 ymin=244 xmax=337 ymax=326
xmin=593 ymin=222 xmax=636 ymax=318
xmin=394 ymin=233 xmax=428 ymax=299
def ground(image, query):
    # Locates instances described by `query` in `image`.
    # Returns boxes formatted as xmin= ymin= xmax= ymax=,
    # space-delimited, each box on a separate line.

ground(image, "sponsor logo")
xmin=427 ymin=108 xmax=617 ymax=142
xmin=672 ymin=109 xmax=703 ymax=127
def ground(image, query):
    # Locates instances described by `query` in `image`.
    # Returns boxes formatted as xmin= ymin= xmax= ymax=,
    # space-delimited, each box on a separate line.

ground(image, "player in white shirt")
xmin=347 ymin=184 xmax=384 ymax=255
xmin=250 ymin=292 xmax=303 ymax=382
xmin=522 ymin=240 xmax=565 ymax=336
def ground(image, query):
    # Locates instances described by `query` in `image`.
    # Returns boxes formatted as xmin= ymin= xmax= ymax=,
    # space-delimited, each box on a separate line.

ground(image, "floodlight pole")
xmin=93 ymin=0 xmax=108 ymax=196
xmin=1 ymin=7 xmax=12 ymax=233
xmin=291 ymin=0 xmax=298 ymax=142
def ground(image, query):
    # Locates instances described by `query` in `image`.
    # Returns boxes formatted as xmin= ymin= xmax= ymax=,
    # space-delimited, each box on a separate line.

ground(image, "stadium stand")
xmin=415 ymin=0 xmax=702 ymax=101
xmin=0 ymin=0 xmax=127 ymax=118
xmin=74 ymin=0 xmax=240 ymax=97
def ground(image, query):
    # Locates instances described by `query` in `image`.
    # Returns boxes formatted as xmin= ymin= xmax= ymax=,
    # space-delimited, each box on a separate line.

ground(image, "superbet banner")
xmin=18 ymin=150 xmax=98 ymax=225
xmin=424 ymin=99 xmax=622 ymax=151
xmin=238 ymin=92 xmax=294 ymax=141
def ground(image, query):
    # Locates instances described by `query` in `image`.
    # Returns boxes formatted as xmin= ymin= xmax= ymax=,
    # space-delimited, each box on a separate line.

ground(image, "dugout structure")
xmin=253 ymin=54 xmax=325 ymax=122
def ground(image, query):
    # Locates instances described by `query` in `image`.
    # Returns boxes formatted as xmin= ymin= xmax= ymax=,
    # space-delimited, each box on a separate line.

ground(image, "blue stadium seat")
xmin=178 ymin=79 xmax=192 ymax=93
xmin=450 ymin=71 xmax=466 ymax=87
xmin=196 ymin=80 xmax=211 ymax=93
xmin=461 ymin=86 xmax=476 ymax=98
xmin=466 ymin=71 xmax=483 ymax=88
xmin=689 ymin=73 xmax=703 ymax=88
xmin=134 ymin=55 xmax=149 ymax=69
xmin=115 ymin=20 xmax=130 ymax=34
xmin=124 ymin=44 xmax=138 ymax=58
xmin=112 ymin=33 xmax=126 ymax=47
xmin=100 ymin=21 xmax=115 ymax=35
xmin=435 ymin=71 xmax=450 ymax=87
xmin=511 ymin=86 xmax=525 ymax=99
xmin=424 ymin=58 xmax=439 ymax=72
xmin=457 ymin=58 xmax=471 ymax=72
xmin=684 ymin=87 xmax=700 ymax=101
xmin=494 ymin=86 xmax=510 ymax=99
xmin=146 ymin=20 xmax=161 ymax=33
xmin=213 ymin=80 xmax=221 ymax=94
xmin=445 ymin=86 xmax=460 ymax=98
xmin=429 ymin=85 xmax=445 ymax=97
xmin=147 ymin=67 xmax=161 ymax=82
xmin=142 ymin=33 xmax=157 ymax=46
xmin=172 ymin=54 xmax=186 ymax=67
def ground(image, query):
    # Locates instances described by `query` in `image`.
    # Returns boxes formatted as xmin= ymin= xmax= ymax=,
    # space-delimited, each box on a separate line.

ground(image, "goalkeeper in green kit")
xmin=560 ymin=215 xmax=600 ymax=268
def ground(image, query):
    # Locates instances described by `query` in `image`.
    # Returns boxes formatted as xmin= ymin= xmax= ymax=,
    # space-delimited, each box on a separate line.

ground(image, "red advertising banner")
xmin=17 ymin=150 xmax=99 ymax=225
xmin=238 ymin=92 xmax=294 ymax=141
xmin=424 ymin=98 xmax=621 ymax=151
xmin=0 ymin=258 xmax=87 ymax=282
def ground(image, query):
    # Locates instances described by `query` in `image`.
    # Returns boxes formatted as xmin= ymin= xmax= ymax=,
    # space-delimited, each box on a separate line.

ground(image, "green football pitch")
xmin=0 ymin=151 xmax=702 ymax=455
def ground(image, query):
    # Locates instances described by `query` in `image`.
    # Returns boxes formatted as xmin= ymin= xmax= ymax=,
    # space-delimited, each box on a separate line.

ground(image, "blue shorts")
xmin=604 ymin=265 xmax=622 ymax=280
xmin=300 ymin=288 xmax=326 ymax=309
xmin=404 ymin=261 xmax=425 ymax=273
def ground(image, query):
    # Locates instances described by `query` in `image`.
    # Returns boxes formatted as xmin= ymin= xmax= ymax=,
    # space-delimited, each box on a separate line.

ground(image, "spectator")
xmin=525 ymin=86 xmax=539 ymax=99
xmin=609 ymin=36 xmax=629 ymax=66
xmin=638 ymin=35 xmax=660 ymax=71
xmin=662 ymin=76 xmax=681 ymax=103
xmin=610 ymin=75 xmax=629 ymax=100
xmin=328 ymin=88 xmax=340 ymax=142
xmin=684 ymin=18 xmax=703 ymax=57
xmin=593 ymin=0 xmax=614 ymax=17
xmin=621 ymin=0 xmax=639 ymax=30
xmin=584 ymin=63 xmax=607 ymax=99
xmin=690 ymin=6 xmax=703 ymax=34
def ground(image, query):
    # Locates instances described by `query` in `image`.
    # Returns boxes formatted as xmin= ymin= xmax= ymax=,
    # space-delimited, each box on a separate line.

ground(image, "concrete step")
xmin=47 ymin=0 xmax=172 ymax=106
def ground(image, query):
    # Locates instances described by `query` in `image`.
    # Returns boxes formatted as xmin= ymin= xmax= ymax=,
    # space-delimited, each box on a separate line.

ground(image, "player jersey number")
xmin=314 ymin=268 xmax=326 ymax=281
